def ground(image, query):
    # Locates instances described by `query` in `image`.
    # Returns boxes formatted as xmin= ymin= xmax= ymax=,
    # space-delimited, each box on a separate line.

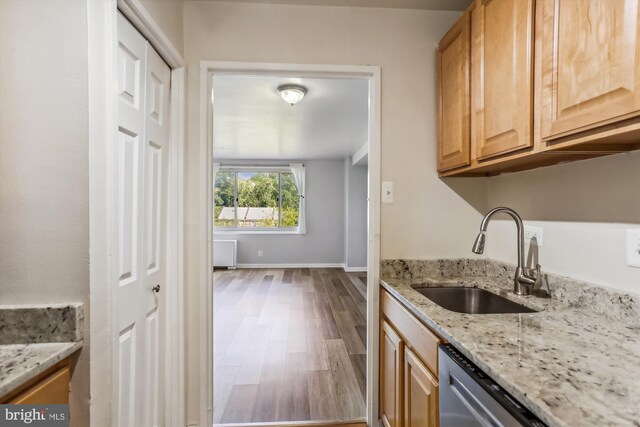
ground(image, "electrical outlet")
xmin=626 ymin=229 xmax=640 ymax=268
xmin=258 ymin=250 xmax=263 ymax=257
xmin=524 ymin=225 xmax=544 ymax=246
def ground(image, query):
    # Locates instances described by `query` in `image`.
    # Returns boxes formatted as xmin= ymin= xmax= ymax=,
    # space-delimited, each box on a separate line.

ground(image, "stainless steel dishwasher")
xmin=439 ymin=344 xmax=547 ymax=427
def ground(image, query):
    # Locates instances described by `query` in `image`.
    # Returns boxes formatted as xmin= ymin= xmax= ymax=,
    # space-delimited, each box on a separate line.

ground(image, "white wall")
xmin=345 ymin=159 xmax=368 ymax=269
xmin=216 ymin=160 xmax=346 ymax=265
xmin=137 ymin=0 xmax=184 ymax=55
xmin=183 ymin=2 xmax=484 ymax=423
xmin=484 ymin=151 xmax=640 ymax=295
xmin=0 ymin=1 xmax=89 ymax=425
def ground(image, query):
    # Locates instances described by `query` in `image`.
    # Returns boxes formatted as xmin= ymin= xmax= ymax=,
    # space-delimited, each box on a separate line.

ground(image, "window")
xmin=214 ymin=168 xmax=301 ymax=231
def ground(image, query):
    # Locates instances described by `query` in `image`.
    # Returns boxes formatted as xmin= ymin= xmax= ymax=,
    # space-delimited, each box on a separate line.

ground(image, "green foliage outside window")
xmin=214 ymin=170 xmax=300 ymax=228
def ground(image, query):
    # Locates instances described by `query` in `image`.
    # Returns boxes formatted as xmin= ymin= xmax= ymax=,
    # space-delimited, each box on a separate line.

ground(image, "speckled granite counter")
xmin=0 ymin=342 xmax=83 ymax=399
xmin=0 ymin=304 xmax=83 ymax=400
xmin=381 ymin=259 xmax=640 ymax=427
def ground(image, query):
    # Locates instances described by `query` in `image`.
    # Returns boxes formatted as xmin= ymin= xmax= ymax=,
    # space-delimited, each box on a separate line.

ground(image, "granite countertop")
xmin=0 ymin=341 xmax=83 ymax=399
xmin=0 ymin=304 xmax=83 ymax=400
xmin=380 ymin=259 xmax=640 ymax=427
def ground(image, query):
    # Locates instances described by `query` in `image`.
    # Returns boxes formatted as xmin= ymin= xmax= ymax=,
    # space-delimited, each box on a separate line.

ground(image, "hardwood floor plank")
xmin=220 ymin=316 xmax=258 ymax=367
xmin=251 ymin=340 xmax=286 ymax=422
xmin=305 ymin=317 xmax=329 ymax=371
xmin=345 ymin=272 xmax=367 ymax=299
xmin=286 ymin=306 xmax=307 ymax=354
xmin=340 ymin=296 xmax=366 ymax=327
xmin=331 ymin=277 xmax=351 ymax=297
xmin=355 ymin=325 xmax=367 ymax=348
xmin=212 ymin=273 xmax=236 ymax=296
xmin=221 ymin=384 xmax=258 ymax=423
xmin=213 ymin=365 xmax=240 ymax=423
xmin=333 ymin=311 xmax=366 ymax=355
xmin=326 ymin=339 xmax=366 ymax=420
xmin=213 ymin=305 xmax=243 ymax=355
xmin=308 ymin=370 xmax=339 ymax=421
xmin=278 ymin=353 xmax=311 ymax=421
xmin=214 ymin=268 xmax=367 ymax=424
xmin=236 ymin=323 xmax=271 ymax=385
xmin=303 ymin=291 xmax=318 ymax=319
xmin=324 ymin=279 xmax=346 ymax=312
xmin=283 ymin=269 xmax=293 ymax=284
xmin=349 ymin=354 xmax=367 ymax=401
xmin=316 ymin=300 xmax=341 ymax=340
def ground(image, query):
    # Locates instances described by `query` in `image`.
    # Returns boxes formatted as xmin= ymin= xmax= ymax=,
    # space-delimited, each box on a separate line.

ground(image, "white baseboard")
xmin=234 ymin=263 xmax=369 ymax=273
xmin=343 ymin=266 xmax=368 ymax=272
xmin=236 ymin=263 xmax=345 ymax=269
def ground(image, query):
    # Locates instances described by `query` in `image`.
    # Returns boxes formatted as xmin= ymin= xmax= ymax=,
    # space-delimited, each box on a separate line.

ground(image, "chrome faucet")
xmin=472 ymin=207 xmax=541 ymax=296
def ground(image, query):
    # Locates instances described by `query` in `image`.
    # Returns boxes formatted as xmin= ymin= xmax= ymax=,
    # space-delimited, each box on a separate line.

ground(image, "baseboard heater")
xmin=213 ymin=239 xmax=237 ymax=269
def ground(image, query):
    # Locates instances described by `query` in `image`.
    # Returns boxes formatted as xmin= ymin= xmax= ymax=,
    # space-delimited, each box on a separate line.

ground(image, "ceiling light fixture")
xmin=277 ymin=84 xmax=307 ymax=106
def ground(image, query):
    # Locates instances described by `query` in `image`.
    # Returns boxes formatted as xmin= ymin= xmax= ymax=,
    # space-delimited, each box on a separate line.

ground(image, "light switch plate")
xmin=626 ymin=229 xmax=640 ymax=268
xmin=382 ymin=181 xmax=394 ymax=204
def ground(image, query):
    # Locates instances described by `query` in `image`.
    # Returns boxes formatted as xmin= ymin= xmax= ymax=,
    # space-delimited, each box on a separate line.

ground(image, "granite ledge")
xmin=0 ymin=341 xmax=83 ymax=400
xmin=0 ymin=304 xmax=83 ymax=345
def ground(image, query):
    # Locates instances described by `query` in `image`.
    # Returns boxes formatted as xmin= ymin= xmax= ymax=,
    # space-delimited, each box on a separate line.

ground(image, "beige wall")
xmin=137 ymin=0 xmax=185 ymax=55
xmin=485 ymin=151 xmax=640 ymax=295
xmin=183 ymin=1 xmax=486 ymax=422
xmin=0 ymin=1 xmax=90 ymax=425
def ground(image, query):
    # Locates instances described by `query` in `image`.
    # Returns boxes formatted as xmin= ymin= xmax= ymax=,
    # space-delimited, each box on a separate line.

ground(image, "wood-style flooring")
xmin=213 ymin=268 xmax=367 ymax=425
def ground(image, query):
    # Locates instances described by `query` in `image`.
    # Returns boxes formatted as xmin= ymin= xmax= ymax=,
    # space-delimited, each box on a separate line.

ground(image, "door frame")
xmin=200 ymin=61 xmax=382 ymax=427
xmin=88 ymin=0 xmax=186 ymax=425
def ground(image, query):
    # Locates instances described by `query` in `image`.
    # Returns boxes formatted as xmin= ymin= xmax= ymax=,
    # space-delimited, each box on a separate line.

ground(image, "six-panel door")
xmin=541 ymin=0 xmax=640 ymax=140
xmin=436 ymin=12 xmax=471 ymax=172
xmin=116 ymin=12 xmax=171 ymax=427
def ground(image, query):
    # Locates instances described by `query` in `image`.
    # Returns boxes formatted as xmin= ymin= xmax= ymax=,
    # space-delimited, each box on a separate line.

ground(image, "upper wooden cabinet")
xmin=436 ymin=0 xmax=640 ymax=177
xmin=436 ymin=12 xmax=471 ymax=172
xmin=473 ymin=0 xmax=535 ymax=159
xmin=541 ymin=0 xmax=640 ymax=140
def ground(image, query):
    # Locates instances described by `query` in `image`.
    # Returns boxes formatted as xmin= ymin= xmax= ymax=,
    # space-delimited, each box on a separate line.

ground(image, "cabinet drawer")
xmin=381 ymin=290 xmax=441 ymax=377
xmin=8 ymin=366 xmax=70 ymax=404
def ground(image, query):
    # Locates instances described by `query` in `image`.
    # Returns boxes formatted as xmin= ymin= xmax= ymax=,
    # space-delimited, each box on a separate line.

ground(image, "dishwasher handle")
xmin=449 ymin=372 xmax=502 ymax=427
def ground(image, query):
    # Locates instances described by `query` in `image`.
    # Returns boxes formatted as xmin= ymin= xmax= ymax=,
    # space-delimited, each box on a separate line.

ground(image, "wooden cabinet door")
xmin=474 ymin=0 xmax=535 ymax=160
xmin=542 ymin=0 xmax=640 ymax=140
xmin=9 ymin=366 xmax=70 ymax=404
xmin=436 ymin=12 xmax=471 ymax=172
xmin=380 ymin=320 xmax=404 ymax=427
xmin=404 ymin=348 xmax=439 ymax=427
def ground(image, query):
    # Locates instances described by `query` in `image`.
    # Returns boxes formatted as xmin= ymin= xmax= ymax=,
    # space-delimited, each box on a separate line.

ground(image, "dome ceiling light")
xmin=277 ymin=84 xmax=308 ymax=106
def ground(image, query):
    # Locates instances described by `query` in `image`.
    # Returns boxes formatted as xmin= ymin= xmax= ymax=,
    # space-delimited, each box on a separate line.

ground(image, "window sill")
xmin=214 ymin=229 xmax=305 ymax=236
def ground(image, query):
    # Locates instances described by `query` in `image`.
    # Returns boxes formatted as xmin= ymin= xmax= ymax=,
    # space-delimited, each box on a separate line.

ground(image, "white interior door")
xmin=115 ymin=12 xmax=171 ymax=427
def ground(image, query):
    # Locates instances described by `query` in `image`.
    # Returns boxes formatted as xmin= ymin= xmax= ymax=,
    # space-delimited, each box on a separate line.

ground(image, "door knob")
xmin=151 ymin=284 xmax=161 ymax=293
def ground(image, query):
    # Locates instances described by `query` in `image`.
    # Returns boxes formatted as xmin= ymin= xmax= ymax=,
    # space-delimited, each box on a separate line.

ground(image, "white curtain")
xmin=289 ymin=163 xmax=306 ymax=234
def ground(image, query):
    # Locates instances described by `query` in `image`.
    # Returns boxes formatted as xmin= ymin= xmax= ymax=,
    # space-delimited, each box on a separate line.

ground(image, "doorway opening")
xmin=202 ymin=62 xmax=381 ymax=427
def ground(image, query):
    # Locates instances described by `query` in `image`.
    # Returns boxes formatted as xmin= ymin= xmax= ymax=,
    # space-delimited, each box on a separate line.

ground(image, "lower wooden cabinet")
xmin=380 ymin=320 xmax=403 ymax=427
xmin=1 ymin=359 xmax=70 ymax=404
xmin=404 ymin=348 xmax=439 ymax=427
xmin=380 ymin=290 xmax=442 ymax=427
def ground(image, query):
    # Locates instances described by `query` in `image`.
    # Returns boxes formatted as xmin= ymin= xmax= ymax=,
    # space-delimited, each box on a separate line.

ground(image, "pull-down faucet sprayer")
xmin=472 ymin=207 xmax=541 ymax=296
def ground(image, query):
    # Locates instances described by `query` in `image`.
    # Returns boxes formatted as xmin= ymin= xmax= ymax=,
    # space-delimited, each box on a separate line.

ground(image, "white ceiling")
xmin=212 ymin=74 xmax=369 ymax=160
xmin=193 ymin=0 xmax=472 ymax=11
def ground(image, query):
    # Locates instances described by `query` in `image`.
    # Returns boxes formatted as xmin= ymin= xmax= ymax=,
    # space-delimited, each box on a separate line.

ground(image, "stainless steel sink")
xmin=412 ymin=286 xmax=537 ymax=314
